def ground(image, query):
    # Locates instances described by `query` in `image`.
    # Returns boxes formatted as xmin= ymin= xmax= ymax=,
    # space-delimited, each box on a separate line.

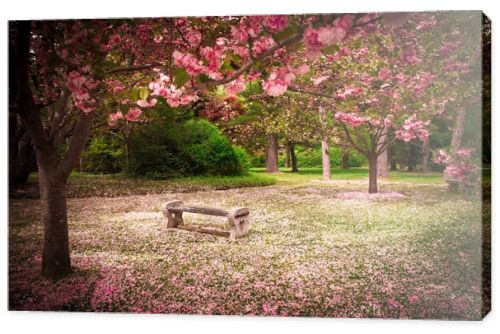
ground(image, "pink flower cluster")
xmin=442 ymin=61 xmax=470 ymax=73
xmin=336 ymin=86 xmax=364 ymax=100
xmin=262 ymin=67 xmax=296 ymax=96
xmin=262 ymin=15 xmax=289 ymax=33
xmin=302 ymin=15 xmax=353 ymax=59
xmin=395 ymin=114 xmax=430 ymax=142
xmin=225 ymin=76 xmax=246 ymax=95
xmin=173 ymin=51 xmax=204 ymax=76
xmin=136 ymin=98 xmax=157 ymax=108
xmin=410 ymin=72 xmax=434 ymax=97
xmin=65 ymin=71 xmax=98 ymax=113
xmin=185 ymin=30 xmax=202 ymax=48
xmin=435 ymin=147 xmax=478 ymax=182
xmin=334 ymin=112 xmax=369 ymax=127
xmin=252 ymin=36 xmax=276 ymax=56
xmin=433 ymin=149 xmax=451 ymax=164
xmin=148 ymin=73 xmax=199 ymax=107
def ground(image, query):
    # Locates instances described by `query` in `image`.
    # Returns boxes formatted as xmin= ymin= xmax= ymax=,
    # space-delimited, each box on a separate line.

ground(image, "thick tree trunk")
xmin=368 ymin=155 xmax=378 ymax=193
xmin=289 ymin=142 xmax=298 ymax=173
xmin=266 ymin=134 xmax=279 ymax=173
xmin=377 ymin=127 xmax=389 ymax=177
xmin=422 ymin=137 xmax=430 ymax=173
xmin=38 ymin=154 xmax=72 ymax=280
xmin=321 ymin=139 xmax=331 ymax=180
xmin=341 ymin=150 xmax=349 ymax=170
xmin=450 ymin=105 xmax=466 ymax=154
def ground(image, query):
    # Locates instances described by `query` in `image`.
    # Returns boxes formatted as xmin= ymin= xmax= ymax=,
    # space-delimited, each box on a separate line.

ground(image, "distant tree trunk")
xmin=388 ymin=148 xmax=398 ymax=171
xmin=376 ymin=127 xmax=389 ymax=177
xmin=341 ymin=150 xmax=349 ymax=170
xmin=406 ymin=143 xmax=418 ymax=172
xmin=321 ymin=139 xmax=331 ymax=180
xmin=450 ymin=105 xmax=467 ymax=154
xmin=266 ymin=134 xmax=279 ymax=173
xmin=368 ymin=154 xmax=378 ymax=193
xmin=289 ymin=142 xmax=298 ymax=172
xmin=318 ymin=106 xmax=331 ymax=180
xmin=422 ymin=137 xmax=430 ymax=173
xmin=284 ymin=144 xmax=291 ymax=168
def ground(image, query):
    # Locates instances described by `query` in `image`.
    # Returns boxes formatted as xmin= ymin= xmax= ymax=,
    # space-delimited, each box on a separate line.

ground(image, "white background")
xmin=1 ymin=1 xmax=498 ymax=333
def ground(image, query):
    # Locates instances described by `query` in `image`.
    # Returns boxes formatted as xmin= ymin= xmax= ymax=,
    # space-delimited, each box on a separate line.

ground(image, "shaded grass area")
xmin=11 ymin=172 xmax=276 ymax=198
xmin=9 ymin=171 xmax=487 ymax=319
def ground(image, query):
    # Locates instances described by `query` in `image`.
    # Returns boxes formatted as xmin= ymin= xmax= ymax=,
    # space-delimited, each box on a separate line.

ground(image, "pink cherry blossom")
xmin=172 ymin=51 xmax=204 ymax=76
xmin=225 ymin=76 xmax=246 ymax=95
xmin=252 ymin=36 xmax=276 ymax=56
xmin=185 ymin=30 xmax=202 ymax=48
xmin=126 ymin=107 xmax=142 ymax=122
xmin=262 ymin=15 xmax=289 ymax=33
xmin=136 ymin=98 xmax=157 ymax=108
xmin=262 ymin=67 xmax=295 ymax=96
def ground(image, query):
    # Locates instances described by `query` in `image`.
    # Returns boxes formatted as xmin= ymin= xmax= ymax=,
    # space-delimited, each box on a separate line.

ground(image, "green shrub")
xmin=128 ymin=116 xmax=248 ymax=178
xmin=81 ymin=136 xmax=124 ymax=174
xmin=181 ymin=119 xmax=247 ymax=176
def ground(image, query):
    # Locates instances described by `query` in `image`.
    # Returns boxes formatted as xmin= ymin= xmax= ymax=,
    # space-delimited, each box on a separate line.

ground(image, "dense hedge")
xmin=128 ymin=118 xmax=250 ymax=179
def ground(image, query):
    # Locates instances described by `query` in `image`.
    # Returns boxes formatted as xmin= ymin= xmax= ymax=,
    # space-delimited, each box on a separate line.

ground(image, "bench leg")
xmin=228 ymin=209 xmax=251 ymax=240
xmin=161 ymin=200 xmax=184 ymax=228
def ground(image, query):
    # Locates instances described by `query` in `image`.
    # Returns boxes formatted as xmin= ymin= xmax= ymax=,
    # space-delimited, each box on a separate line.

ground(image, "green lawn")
xmin=9 ymin=168 xmax=488 ymax=319
xmin=251 ymin=167 xmax=444 ymax=185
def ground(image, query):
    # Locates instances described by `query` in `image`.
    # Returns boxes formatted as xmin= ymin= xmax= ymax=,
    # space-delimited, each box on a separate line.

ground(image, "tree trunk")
xmin=284 ymin=144 xmax=290 ymax=168
xmin=38 ymin=153 xmax=72 ymax=280
xmin=342 ymin=150 xmax=349 ymax=170
xmin=368 ymin=155 xmax=378 ymax=193
xmin=289 ymin=142 xmax=298 ymax=173
xmin=266 ymin=134 xmax=279 ymax=173
xmin=450 ymin=105 xmax=466 ymax=154
xmin=321 ymin=138 xmax=331 ymax=180
xmin=377 ymin=127 xmax=389 ymax=177
xmin=318 ymin=106 xmax=331 ymax=180
xmin=9 ymin=113 xmax=37 ymax=186
xmin=12 ymin=21 xmax=96 ymax=281
xmin=422 ymin=137 xmax=430 ymax=173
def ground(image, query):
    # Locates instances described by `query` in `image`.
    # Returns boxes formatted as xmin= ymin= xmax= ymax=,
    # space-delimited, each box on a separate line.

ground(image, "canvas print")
xmin=8 ymin=11 xmax=491 ymax=319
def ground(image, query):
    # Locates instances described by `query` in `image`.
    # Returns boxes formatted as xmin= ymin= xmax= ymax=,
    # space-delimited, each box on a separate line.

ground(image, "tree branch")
xmin=341 ymin=123 xmax=368 ymax=156
xmin=56 ymin=111 xmax=95 ymax=180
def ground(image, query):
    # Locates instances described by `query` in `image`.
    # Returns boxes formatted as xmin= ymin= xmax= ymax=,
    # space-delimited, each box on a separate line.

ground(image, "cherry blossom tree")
xmin=10 ymin=14 xmax=367 ymax=279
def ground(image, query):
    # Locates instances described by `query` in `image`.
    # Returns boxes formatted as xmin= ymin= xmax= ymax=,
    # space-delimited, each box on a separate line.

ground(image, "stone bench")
xmin=161 ymin=200 xmax=251 ymax=240
xmin=446 ymin=178 xmax=475 ymax=193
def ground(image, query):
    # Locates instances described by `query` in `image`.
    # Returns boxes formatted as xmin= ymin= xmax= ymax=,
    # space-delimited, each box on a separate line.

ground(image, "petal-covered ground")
xmin=9 ymin=172 xmax=489 ymax=319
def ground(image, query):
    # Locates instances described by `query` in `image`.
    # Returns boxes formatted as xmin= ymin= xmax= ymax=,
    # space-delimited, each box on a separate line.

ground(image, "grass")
xmin=9 ymin=168 xmax=488 ymax=319
xmin=251 ymin=167 xmax=444 ymax=185
xmin=15 ymin=172 xmax=276 ymax=198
